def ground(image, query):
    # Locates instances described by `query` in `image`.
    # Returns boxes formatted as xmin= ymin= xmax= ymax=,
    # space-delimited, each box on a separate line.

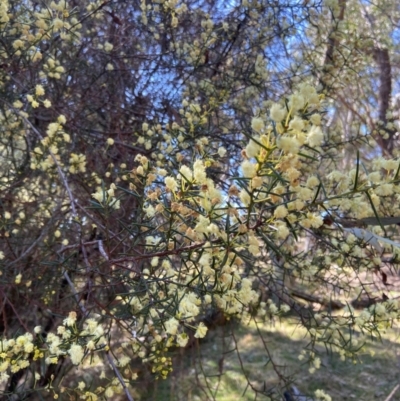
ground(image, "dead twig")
xmin=384 ymin=384 xmax=399 ymax=401
xmin=105 ymin=350 xmax=134 ymax=401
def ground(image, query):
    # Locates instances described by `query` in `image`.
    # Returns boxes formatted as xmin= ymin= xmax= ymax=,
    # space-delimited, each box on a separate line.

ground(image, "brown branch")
xmin=110 ymin=240 xmax=206 ymax=265
xmin=290 ymin=288 xmax=345 ymax=310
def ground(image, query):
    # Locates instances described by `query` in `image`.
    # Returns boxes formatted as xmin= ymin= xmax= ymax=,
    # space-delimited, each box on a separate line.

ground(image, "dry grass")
xmin=138 ymin=318 xmax=400 ymax=401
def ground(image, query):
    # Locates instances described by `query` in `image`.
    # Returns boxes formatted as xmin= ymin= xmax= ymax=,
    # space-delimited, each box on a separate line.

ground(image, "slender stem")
xmin=105 ymin=350 xmax=134 ymax=401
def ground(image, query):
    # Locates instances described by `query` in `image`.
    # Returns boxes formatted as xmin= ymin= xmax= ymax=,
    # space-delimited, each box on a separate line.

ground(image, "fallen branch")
xmin=384 ymin=384 xmax=399 ymax=401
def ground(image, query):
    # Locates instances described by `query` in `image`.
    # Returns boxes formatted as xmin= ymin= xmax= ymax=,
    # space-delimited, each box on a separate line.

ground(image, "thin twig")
xmin=105 ymin=350 xmax=134 ymax=401
xmin=384 ymin=384 xmax=399 ymax=401
xmin=7 ymin=206 xmax=61 ymax=266
xmin=61 ymin=269 xmax=87 ymax=315
xmin=15 ymin=105 xmax=91 ymax=317
xmin=98 ymin=239 xmax=109 ymax=260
